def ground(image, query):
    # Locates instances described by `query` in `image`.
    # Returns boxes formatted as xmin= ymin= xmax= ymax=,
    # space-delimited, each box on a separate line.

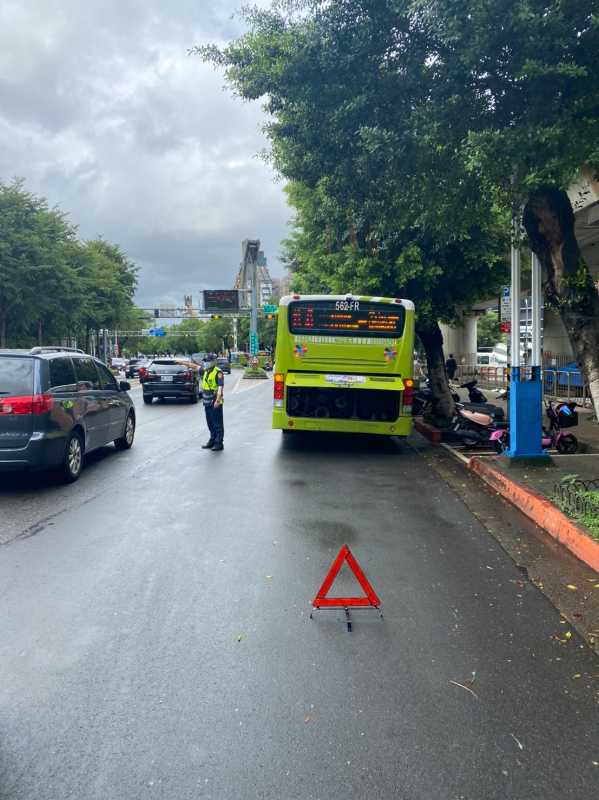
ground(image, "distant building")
xmin=234 ymin=249 xmax=273 ymax=306
xmin=272 ymin=273 xmax=292 ymax=301
xmin=183 ymin=295 xmax=198 ymax=317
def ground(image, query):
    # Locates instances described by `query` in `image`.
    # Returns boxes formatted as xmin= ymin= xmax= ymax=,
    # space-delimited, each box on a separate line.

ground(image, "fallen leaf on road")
xmin=564 ymin=631 xmax=573 ymax=640
xmin=573 ymin=674 xmax=582 ymax=679
xmin=566 ymin=584 xmax=578 ymax=591
xmin=237 ymin=635 xmax=243 ymax=642
xmin=449 ymin=680 xmax=479 ymax=700
xmin=304 ymin=715 xmax=311 ymax=723
xmin=510 ymin=734 xmax=524 ymax=751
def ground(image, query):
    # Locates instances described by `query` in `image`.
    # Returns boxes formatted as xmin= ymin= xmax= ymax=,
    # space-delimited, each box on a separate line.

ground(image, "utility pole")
xmin=232 ymin=317 xmax=238 ymax=351
xmin=506 ymin=226 xmax=546 ymax=460
xmin=240 ymin=239 xmax=260 ymax=357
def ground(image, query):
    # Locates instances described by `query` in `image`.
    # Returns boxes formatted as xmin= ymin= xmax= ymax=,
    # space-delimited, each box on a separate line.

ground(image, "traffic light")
xmin=211 ymin=314 xmax=222 ymax=320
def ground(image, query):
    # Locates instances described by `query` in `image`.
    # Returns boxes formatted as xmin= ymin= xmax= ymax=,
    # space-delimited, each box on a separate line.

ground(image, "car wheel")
xmin=59 ymin=431 xmax=84 ymax=483
xmin=190 ymin=387 xmax=200 ymax=404
xmin=115 ymin=413 xmax=135 ymax=450
xmin=143 ymin=395 xmax=153 ymax=405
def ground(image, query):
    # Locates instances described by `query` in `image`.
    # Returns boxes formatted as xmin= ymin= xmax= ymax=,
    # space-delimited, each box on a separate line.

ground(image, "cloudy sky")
xmin=0 ymin=0 xmax=291 ymax=307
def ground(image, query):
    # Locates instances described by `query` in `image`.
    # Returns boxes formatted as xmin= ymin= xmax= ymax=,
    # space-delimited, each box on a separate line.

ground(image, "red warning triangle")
xmin=312 ymin=544 xmax=381 ymax=608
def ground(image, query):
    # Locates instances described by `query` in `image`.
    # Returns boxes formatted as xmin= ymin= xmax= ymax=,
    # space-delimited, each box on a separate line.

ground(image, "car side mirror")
xmin=119 ymin=381 xmax=131 ymax=392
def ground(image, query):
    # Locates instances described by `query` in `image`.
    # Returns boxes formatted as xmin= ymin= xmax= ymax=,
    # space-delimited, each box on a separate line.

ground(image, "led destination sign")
xmin=288 ymin=300 xmax=405 ymax=338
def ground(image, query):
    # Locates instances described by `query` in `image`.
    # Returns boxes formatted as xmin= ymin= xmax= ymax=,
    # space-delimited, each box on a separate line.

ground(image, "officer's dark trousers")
xmin=205 ymin=404 xmax=224 ymax=446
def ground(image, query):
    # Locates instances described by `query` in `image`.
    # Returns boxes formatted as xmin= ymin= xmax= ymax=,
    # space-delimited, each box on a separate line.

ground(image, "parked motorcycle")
xmin=455 ymin=379 xmax=505 ymax=421
xmin=452 ymin=403 xmax=508 ymax=448
xmin=460 ymin=379 xmax=488 ymax=404
xmin=412 ymin=379 xmax=459 ymax=416
xmin=490 ymin=401 xmax=578 ymax=454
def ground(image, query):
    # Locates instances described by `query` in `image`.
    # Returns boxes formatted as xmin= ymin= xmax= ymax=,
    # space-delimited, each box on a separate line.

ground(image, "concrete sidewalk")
xmin=468 ymin=454 xmax=599 ymax=573
xmin=415 ymin=389 xmax=599 ymax=574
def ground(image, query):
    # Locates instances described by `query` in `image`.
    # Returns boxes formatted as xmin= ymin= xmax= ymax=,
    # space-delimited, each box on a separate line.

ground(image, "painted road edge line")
xmin=439 ymin=440 xmax=599 ymax=575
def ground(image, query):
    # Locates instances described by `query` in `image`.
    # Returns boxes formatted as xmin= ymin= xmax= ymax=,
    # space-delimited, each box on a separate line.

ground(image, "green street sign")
xmin=262 ymin=304 xmax=278 ymax=314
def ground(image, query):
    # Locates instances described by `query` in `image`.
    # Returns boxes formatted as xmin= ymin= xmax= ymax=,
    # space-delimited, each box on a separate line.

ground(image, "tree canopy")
xmin=197 ymin=0 xmax=599 ymax=413
xmin=0 ymin=179 xmax=141 ymax=350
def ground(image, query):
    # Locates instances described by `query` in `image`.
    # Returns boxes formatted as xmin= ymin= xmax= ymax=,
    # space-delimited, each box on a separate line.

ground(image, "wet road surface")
xmin=1 ymin=376 xmax=598 ymax=799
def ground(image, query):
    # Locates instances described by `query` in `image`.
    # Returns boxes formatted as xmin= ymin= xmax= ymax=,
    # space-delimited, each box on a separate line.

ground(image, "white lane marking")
xmin=440 ymin=443 xmax=472 ymax=465
xmin=232 ymin=375 xmax=272 ymax=395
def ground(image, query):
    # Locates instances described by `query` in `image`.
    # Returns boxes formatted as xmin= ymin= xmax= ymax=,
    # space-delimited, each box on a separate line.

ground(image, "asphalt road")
xmin=1 ymin=376 xmax=598 ymax=800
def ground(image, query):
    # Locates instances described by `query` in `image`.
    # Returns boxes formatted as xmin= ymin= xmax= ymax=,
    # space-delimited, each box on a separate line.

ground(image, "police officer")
xmin=201 ymin=353 xmax=225 ymax=451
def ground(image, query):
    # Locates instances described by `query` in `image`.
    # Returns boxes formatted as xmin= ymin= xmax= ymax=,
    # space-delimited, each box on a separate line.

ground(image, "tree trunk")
xmin=416 ymin=320 xmax=456 ymax=420
xmin=0 ymin=307 xmax=6 ymax=348
xmin=38 ymin=319 xmax=43 ymax=346
xmin=523 ymin=187 xmax=599 ymax=413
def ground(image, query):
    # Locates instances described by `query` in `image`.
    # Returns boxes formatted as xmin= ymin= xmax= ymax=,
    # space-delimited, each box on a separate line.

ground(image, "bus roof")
xmin=278 ymin=294 xmax=415 ymax=311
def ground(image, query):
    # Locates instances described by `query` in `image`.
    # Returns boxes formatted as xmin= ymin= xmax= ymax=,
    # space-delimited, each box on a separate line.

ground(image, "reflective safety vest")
xmin=202 ymin=366 xmax=222 ymax=404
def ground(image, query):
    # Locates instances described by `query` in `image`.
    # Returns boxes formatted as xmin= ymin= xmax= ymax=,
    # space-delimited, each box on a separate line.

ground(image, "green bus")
xmin=272 ymin=294 xmax=415 ymax=436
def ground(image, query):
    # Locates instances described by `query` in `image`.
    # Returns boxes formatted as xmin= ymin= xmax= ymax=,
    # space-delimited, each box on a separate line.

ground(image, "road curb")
xmin=413 ymin=418 xmax=442 ymax=443
xmin=464 ymin=454 xmax=599 ymax=573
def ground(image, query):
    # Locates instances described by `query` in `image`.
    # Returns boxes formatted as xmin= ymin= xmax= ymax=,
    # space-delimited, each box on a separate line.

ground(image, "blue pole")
xmin=507 ymin=246 xmax=547 ymax=460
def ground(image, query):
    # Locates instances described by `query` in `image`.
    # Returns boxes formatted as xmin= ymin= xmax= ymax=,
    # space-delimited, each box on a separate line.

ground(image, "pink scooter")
xmin=490 ymin=401 xmax=578 ymax=454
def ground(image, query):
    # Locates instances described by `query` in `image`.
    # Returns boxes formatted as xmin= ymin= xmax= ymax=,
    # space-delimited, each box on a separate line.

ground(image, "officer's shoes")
xmin=202 ymin=441 xmax=214 ymax=449
xmin=211 ymin=444 xmax=224 ymax=451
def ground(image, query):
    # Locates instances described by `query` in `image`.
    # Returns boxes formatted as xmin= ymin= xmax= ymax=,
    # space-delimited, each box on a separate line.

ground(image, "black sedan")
xmin=126 ymin=358 xmax=150 ymax=379
xmin=141 ymin=360 xmax=201 ymax=404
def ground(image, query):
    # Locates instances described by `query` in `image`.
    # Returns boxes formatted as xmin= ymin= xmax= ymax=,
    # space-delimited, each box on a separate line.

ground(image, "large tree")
xmin=198 ymin=0 xmax=599 ymax=409
xmin=0 ymin=179 xmax=77 ymax=347
xmin=407 ymin=0 xmax=599 ymax=408
xmin=282 ymin=181 xmax=508 ymax=417
xmin=196 ymin=2 xmax=509 ymax=417
xmin=0 ymin=179 xmax=141 ymax=350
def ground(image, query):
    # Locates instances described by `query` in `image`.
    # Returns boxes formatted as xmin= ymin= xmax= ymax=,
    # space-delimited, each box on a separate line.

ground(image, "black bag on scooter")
xmin=556 ymin=403 xmax=578 ymax=428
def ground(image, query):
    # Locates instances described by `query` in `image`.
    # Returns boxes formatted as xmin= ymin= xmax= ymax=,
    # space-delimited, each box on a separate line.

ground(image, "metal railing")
xmin=454 ymin=364 xmax=592 ymax=405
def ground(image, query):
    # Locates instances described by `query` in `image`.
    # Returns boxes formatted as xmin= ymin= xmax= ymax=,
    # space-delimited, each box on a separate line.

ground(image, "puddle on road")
xmin=292 ymin=518 xmax=358 ymax=548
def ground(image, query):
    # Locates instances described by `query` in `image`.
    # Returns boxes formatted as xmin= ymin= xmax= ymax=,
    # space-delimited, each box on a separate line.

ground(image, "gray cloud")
xmin=0 ymin=0 xmax=291 ymax=307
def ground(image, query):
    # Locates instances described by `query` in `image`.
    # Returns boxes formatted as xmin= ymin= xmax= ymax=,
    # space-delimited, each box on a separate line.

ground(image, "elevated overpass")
xmin=440 ymin=170 xmax=599 ymax=364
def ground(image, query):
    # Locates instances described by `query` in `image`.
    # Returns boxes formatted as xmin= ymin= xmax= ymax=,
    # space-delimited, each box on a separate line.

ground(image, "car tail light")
xmin=181 ymin=370 xmax=193 ymax=380
xmin=0 ymin=394 xmax=54 ymax=415
xmin=274 ymin=373 xmax=285 ymax=406
xmin=403 ymin=379 xmax=414 ymax=413
xmin=138 ymin=367 xmax=147 ymax=380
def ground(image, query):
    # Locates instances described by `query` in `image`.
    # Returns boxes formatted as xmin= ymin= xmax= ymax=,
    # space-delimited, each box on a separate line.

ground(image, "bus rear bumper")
xmin=272 ymin=411 xmax=413 ymax=437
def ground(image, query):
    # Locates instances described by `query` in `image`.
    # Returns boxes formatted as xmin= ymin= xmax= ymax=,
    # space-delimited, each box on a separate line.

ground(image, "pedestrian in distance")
xmin=201 ymin=353 xmax=225 ymax=452
xmin=445 ymin=353 xmax=458 ymax=381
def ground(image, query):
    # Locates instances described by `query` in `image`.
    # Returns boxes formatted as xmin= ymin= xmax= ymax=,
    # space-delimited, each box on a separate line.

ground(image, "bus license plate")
xmin=325 ymin=374 xmax=366 ymax=384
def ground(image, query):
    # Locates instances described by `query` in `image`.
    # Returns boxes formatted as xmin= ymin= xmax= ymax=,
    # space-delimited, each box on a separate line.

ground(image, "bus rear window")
xmin=288 ymin=301 xmax=405 ymax=338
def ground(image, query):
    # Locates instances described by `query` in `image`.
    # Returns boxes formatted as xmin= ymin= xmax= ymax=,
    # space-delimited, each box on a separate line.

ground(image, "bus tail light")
xmin=274 ymin=373 xmax=285 ymax=406
xmin=403 ymin=379 xmax=414 ymax=413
